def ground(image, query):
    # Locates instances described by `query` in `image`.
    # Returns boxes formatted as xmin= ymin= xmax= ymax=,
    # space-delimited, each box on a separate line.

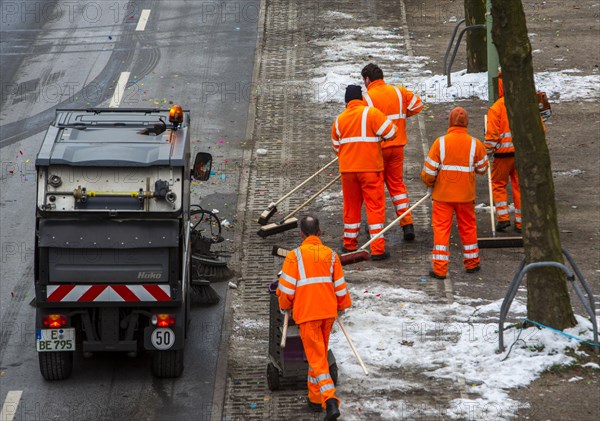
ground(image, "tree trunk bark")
xmin=465 ymin=0 xmax=487 ymax=72
xmin=491 ymin=0 xmax=576 ymax=330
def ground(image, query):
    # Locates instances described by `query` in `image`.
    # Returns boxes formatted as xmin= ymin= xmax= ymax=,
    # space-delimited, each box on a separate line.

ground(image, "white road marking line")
xmin=136 ymin=9 xmax=151 ymax=31
xmin=1 ymin=390 xmax=23 ymax=421
xmin=108 ymin=71 xmax=131 ymax=108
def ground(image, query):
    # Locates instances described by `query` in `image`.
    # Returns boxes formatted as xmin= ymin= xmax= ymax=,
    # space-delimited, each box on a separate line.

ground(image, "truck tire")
xmin=39 ymin=352 xmax=73 ymax=380
xmin=151 ymin=349 xmax=184 ymax=378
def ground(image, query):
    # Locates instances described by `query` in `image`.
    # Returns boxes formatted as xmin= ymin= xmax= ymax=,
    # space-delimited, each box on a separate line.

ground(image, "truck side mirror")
xmin=192 ymin=152 xmax=212 ymax=181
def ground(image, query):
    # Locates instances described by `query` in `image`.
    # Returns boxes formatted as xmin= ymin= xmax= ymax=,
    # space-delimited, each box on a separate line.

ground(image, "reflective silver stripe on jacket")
xmin=280 ymin=273 xmax=297 ymax=285
xmin=278 ymin=283 xmax=295 ymax=295
xmin=293 ymin=248 xmax=335 ymax=288
xmin=438 ymin=136 xmax=476 ymax=173
xmin=363 ymin=91 xmax=374 ymax=107
xmin=376 ymin=119 xmax=391 ymax=136
xmin=407 ymin=94 xmax=420 ymax=111
xmin=388 ymin=86 xmax=406 ymax=119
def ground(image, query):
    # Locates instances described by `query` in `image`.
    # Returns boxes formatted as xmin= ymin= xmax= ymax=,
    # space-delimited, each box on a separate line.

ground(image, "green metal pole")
xmin=486 ymin=0 xmax=499 ymax=104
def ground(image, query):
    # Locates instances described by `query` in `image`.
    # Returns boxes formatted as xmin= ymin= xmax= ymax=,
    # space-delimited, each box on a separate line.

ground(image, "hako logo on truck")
xmin=137 ymin=271 xmax=162 ymax=280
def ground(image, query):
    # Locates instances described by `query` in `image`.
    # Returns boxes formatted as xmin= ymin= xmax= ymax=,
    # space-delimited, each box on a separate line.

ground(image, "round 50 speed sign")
xmin=151 ymin=328 xmax=175 ymax=350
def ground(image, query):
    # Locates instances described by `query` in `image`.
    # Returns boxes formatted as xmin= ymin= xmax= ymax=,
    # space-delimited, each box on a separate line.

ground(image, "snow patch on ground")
xmin=310 ymin=25 xmax=600 ymax=104
xmin=553 ymin=169 xmax=585 ymax=177
xmin=333 ymin=282 xmax=598 ymax=420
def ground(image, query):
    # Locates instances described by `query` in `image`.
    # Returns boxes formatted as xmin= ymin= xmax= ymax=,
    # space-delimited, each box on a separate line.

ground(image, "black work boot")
xmin=429 ymin=270 xmax=447 ymax=280
xmin=324 ymin=399 xmax=340 ymax=420
xmin=466 ymin=266 xmax=480 ymax=274
xmin=402 ymin=224 xmax=415 ymax=241
xmin=495 ymin=221 xmax=510 ymax=232
xmin=371 ymin=251 xmax=390 ymax=261
xmin=307 ymin=397 xmax=323 ymax=413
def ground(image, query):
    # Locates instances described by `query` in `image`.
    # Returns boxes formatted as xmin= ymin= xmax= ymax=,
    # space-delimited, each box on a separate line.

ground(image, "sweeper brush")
xmin=257 ymin=157 xmax=338 ymax=225
xmin=189 ymin=206 xmax=235 ymax=305
xmin=257 ymin=175 xmax=341 ymax=238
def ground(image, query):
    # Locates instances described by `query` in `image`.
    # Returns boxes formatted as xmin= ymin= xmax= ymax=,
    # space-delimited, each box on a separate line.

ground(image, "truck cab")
xmin=34 ymin=107 xmax=211 ymax=379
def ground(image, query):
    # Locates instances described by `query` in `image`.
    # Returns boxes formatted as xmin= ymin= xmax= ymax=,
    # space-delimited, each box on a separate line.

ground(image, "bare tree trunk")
xmin=464 ymin=0 xmax=487 ymax=72
xmin=491 ymin=0 xmax=576 ymax=329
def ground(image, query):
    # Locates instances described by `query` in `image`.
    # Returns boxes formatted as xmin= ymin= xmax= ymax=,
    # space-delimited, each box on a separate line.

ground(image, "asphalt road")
xmin=0 ymin=1 xmax=258 ymax=419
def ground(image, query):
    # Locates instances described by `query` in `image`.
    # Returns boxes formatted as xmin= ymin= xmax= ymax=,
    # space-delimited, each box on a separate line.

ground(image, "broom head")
xmin=340 ymin=250 xmax=370 ymax=266
xmin=272 ymin=246 xmax=291 ymax=258
xmin=478 ymin=236 xmax=523 ymax=248
xmin=257 ymin=203 xmax=277 ymax=225
xmin=257 ymin=217 xmax=298 ymax=238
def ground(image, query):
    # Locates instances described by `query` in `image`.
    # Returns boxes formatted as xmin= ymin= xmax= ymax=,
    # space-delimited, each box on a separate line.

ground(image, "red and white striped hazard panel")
xmin=46 ymin=285 xmax=171 ymax=302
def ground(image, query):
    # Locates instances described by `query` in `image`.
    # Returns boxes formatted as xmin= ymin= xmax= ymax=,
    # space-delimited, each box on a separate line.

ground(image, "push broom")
xmin=271 ymin=192 xmax=433 ymax=263
xmin=339 ymin=192 xmax=432 ymax=265
xmin=257 ymin=174 xmax=341 ymax=238
xmin=257 ymin=157 xmax=338 ymax=225
xmin=477 ymin=165 xmax=523 ymax=248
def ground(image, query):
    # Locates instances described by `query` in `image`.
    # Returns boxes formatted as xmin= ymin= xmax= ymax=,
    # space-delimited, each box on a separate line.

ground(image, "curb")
xmin=210 ymin=0 xmax=267 ymax=419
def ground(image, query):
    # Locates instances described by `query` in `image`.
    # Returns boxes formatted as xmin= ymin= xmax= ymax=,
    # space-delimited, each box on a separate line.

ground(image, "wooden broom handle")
xmin=359 ymin=192 xmax=431 ymax=251
xmin=271 ymin=158 xmax=338 ymax=207
xmin=280 ymin=310 xmax=289 ymax=348
xmin=336 ymin=317 xmax=368 ymax=375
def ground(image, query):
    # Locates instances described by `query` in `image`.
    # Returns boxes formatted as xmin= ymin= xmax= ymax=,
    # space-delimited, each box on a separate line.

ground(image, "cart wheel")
xmin=267 ymin=362 xmax=280 ymax=390
xmin=329 ymin=362 xmax=338 ymax=385
xmin=39 ymin=351 xmax=73 ymax=380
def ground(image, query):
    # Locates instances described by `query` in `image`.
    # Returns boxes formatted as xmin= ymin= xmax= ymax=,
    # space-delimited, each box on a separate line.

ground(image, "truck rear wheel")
xmin=39 ymin=351 xmax=73 ymax=380
xmin=151 ymin=349 xmax=184 ymax=378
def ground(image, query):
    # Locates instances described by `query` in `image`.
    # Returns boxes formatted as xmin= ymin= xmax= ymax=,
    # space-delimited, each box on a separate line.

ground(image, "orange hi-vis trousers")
xmin=341 ymin=172 xmax=386 ymax=255
xmin=432 ymin=201 xmax=480 ymax=276
xmin=299 ymin=318 xmax=340 ymax=409
xmin=492 ymin=156 xmax=522 ymax=229
xmin=383 ymin=146 xmax=413 ymax=226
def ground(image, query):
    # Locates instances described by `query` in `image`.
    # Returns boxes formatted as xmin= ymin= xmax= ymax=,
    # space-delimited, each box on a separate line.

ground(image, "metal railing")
xmin=443 ymin=19 xmax=485 ymax=86
xmin=498 ymin=249 xmax=598 ymax=353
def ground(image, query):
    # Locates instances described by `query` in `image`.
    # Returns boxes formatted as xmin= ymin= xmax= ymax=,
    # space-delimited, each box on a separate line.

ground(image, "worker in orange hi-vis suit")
xmin=331 ymin=85 xmax=398 ymax=260
xmin=486 ymin=73 xmax=547 ymax=233
xmin=361 ymin=63 xmax=424 ymax=241
xmin=277 ymin=215 xmax=352 ymax=420
xmin=421 ymin=107 xmax=489 ymax=279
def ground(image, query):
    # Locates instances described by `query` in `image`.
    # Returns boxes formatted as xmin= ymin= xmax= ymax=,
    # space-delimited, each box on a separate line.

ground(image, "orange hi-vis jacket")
xmin=421 ymin=126 xmax=489 ymax=203
xmin=277 ymin=236 xmax=352 ymax=325
xmin=485 ymin=96 xmax=514 ymax=155
xmin=362 ymin=79 xmax=424 ymax=148
xmin=331 ymin=99 xmax=397 ymax=173
xmin=485 ymin=78 xmax=546 ymax=155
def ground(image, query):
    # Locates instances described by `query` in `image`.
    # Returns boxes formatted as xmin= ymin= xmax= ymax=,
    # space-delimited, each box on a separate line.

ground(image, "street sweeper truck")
xmin=33 ymin=106 xmax=212 ymax=380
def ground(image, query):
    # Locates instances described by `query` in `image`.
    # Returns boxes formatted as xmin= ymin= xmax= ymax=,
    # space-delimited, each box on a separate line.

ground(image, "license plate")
xmin=36 ymin=328 xmax=75 ymax=352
